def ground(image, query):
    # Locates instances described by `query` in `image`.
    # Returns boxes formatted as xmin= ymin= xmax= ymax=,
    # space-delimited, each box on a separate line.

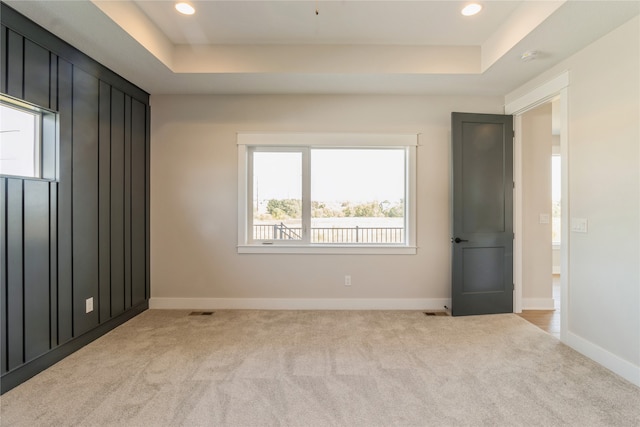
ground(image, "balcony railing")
xmin=253 ymin=223 xmax=404 ymax=244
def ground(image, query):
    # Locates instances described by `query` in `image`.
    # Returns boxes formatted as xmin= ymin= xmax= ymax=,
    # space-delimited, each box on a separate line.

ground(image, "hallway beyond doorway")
xmin=518 ymin=274 xmax=560 ymax=338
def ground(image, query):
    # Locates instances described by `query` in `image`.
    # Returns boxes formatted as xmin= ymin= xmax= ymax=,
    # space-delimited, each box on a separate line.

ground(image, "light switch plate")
xmin=86 ymin=297 xmax=94 ymax=313
xmin=571 ymin=218 xmax=588 ymax=233
xmin=539 ymin=213 xmax=550 ymax=224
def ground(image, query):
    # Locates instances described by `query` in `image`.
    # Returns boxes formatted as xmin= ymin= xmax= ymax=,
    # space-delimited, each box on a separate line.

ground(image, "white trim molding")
xmin=522 ymin=298 xmax=555 ymax=310
xmin=237 ymin=245 xmax=417 ymax=255
xmin=237 ymin=132 xmax=419 ymax=147
xmin=150 ymin=297 xmax=451 ymax=311
xmin=566 ymin=332 xmax=640 ymax=388
xmin=237 ymin=132 xmax=418 ymax=254
xmin=505 ymin=71 xmax=569 ymax=336
xmin=505 ymin=71 xmax=569 ymax=115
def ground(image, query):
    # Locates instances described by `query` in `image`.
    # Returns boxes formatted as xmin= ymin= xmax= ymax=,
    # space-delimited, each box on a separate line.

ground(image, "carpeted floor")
xmin=1 ymin=310 xmax=639 ymax=426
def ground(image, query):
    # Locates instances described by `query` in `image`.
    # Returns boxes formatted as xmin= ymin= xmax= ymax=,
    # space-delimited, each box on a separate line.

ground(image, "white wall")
xmin=507 ymin=16 xmax=640 ymax=383
xmin=521 ymin=104 xmax=553 ymax=309
xmin=552 ymin=246 xmax=560 ymax=274
xmin=150 ymin=95 xmax=503 ymax=309
xmin=552 ymin=135 xmax=561 ymax=274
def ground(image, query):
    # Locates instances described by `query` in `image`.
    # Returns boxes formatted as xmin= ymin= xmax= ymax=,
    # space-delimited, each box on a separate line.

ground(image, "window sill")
xmin=237 ymin=245 xmax=417 ymax=255
xmin=0 ymin=174 xmax=57 ymax=182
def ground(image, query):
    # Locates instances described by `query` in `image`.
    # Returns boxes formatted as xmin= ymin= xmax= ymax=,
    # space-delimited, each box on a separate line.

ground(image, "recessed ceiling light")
xmin=175 ymin=2 xmax=195 ymax=15
xmin=461 ymin=3 xmax=482 ymax=16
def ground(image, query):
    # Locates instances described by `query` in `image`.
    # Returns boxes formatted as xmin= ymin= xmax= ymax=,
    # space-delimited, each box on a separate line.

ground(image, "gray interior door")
xmin=451 ymin=112 xmax=513 ymax=316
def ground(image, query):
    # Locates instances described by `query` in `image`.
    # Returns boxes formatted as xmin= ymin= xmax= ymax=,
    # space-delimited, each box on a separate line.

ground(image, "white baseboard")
xmin=566 ymin=331 xmax=640 ymax=387
xmin=522 ymin=298 xmax=555 ymax=310
xmin=149 ymin=297 xmax=451 ymax=311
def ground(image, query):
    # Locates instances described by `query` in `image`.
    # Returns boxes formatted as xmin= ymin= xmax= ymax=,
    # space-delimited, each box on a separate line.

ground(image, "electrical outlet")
xmin=86 ymin=297 xmax=94 ymax=313
xmin=344 ymin=275 xmax=351 ymax=286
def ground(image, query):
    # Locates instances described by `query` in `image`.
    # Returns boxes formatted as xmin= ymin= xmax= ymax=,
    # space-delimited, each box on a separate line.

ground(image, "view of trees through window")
xmin=253 ymin=151 xmax=303 ymax=240
xmin=252 ymin=148 xmax=406 ymax=244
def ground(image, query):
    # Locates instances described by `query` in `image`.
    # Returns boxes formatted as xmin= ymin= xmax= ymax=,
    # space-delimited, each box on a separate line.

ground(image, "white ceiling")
xmin=5 ymin=1 xmax=640 ymax=96
xmin=133 ymin=1 xmax=522 ymax=46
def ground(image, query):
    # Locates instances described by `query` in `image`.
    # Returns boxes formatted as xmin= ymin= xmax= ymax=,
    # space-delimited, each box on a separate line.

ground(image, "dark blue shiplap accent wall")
xmin=0 ymin=2 xmax=150 ymax=393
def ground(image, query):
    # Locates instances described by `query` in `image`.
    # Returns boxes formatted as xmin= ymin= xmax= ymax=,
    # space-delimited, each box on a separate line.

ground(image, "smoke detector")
xmin=520 ymin=50 xmax=539 ymax=62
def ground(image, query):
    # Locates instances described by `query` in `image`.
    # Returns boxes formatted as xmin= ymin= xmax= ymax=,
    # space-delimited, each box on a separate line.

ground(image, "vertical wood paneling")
xmin=49 ymin=53 xmax=57 ymax=110
xmin=57 ymin=58 xmax=73 ymax=344
xmin=1 ymin=178 xmax=7 ymax=374
xmin=1 ymin=4 xmax=150 ymax=392
xmin=23 ymin=39 xmax=50 ymax=108
xmin=72 ymin=67 xmax=100 ymax=336
xmin=110 ymin=89 xmax=125 ymax=317
xmin=6 ymin=179 xmax=24 ymax=371
xmin=124 ymin=95 xmax=132 ymax=310
xmin=98 ymin=81 xmax=111 ymax=322
xmin=131 ymin=99 xmax=146 ymax=306
xmin=1 ymin=25 xmax=7 ymax=94
xmin=49 ymin=183 xmax=58 ymax=348
xmin=23 ymin=180 xmax=50 ymax=361
xmin=6 ymin=30 xmax=23 ymax=99
xmin=145 ymin=106 xmax=151 ymax=301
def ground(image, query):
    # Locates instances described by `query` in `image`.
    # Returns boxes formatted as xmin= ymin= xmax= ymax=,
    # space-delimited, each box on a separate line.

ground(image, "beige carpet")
xmin=1 ymin=310 xmax=639 ymax=426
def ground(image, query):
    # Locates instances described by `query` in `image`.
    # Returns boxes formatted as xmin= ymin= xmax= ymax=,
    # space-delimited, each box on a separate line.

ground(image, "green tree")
xmin=385 ymin=199 xmax=404 ymax=217
xmin=354 ymin=201 xmax=382 ymax=217
xmin=266 ymin=199 xmax=301 ymax=219
xmin=341 ymin=201 xmax=384 ymax=217
xmin=311 ymin=201 xmax=341 ymax=218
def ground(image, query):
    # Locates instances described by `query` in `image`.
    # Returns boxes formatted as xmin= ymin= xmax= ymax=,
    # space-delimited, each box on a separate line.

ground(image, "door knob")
xmin=454 ymin=237 xmax=469 ymax=243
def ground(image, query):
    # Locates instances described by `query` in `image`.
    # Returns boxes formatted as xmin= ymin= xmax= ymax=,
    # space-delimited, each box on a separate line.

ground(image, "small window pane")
xmin=0 ymin=103 xmax=41 ymax=178
xmin=311 ymin=149 xmax=405 ymax=244
xmin=252 ymin=151 xmax=302 ymax=240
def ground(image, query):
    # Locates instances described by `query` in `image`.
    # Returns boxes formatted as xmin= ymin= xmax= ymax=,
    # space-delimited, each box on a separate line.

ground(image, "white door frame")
xmin=505 ymin=71 xmax=569 ymax=343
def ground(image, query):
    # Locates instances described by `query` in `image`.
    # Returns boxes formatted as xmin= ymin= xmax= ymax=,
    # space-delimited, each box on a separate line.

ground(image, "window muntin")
xmin=239 ymin=133 xmax=417 ymax=254
xmin=0 ymin=101 xmax=41 ymax=178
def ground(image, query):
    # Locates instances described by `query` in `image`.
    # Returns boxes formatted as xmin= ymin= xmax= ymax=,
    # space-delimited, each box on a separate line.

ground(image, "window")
xmin=0 ymin=100 xmax=41 ymax=177
xmin=238 ymin=133 xmax=417 ymax=254
xmin=252 ymin=149 xmax=303 ymax=241
xmin=0 ymin=95 xmax=56 ymax=180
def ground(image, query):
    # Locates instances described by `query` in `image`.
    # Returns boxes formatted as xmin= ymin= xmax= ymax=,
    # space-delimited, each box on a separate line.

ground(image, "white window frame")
xmin=237 ymin=133 xmax=417 ymax=255
xmin=0 ymin=93 xmax=58 ymax=181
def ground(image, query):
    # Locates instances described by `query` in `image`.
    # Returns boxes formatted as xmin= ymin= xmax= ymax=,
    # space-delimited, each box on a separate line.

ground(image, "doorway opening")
xmin=505 ymin=71 xmax=569 ymax=342
xmin=516 ymin=100 xmax=562 ymax=338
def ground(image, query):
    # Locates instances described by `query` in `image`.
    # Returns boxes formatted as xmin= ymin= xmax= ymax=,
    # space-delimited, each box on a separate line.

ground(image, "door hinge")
xmin=513 ymin=283 xmax=515 ymax=290
xmin=513 ymin=232 xmax=515 ymax=240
